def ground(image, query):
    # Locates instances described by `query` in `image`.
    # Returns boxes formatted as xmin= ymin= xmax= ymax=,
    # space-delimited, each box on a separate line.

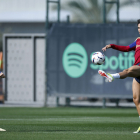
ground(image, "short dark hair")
xmin=137 ymin=19 xmax=140 ymax=25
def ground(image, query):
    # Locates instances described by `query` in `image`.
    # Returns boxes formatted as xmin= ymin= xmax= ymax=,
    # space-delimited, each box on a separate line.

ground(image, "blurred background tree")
xmin=52 ymin=0 xmax=114 ymax=23
xmin=51 ymin=0 xmax=140 ymax=23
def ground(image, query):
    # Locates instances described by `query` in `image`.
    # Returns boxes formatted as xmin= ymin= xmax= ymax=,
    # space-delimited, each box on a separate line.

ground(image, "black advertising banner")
xmin=47 ymin=23 xmax=138 ymax=98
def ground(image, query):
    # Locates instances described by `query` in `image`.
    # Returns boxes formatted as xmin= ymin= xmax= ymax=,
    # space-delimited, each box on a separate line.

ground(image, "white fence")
xmin=3 ymin=34 xmax=46 ymax=106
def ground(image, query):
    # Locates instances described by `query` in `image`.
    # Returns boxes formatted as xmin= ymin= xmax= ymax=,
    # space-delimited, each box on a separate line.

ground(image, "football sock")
xmin=139 ymin=116 xmax=140 ymax=119
xmin=110 ymin=73 xmax=120 ymax=79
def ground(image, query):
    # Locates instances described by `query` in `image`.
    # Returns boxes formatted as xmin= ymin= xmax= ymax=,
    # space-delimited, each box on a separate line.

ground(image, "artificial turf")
xmin=0 ymin=107 xmax=140 ymax=140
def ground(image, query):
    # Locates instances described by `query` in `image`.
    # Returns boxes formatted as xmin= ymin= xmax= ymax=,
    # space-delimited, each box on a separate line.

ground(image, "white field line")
xmin=0 ymin=117 xmax=139 ymax=123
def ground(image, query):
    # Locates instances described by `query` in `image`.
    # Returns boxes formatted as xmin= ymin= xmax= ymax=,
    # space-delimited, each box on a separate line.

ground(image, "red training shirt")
xmin=110 ymin=37 xmax=140 ymax=65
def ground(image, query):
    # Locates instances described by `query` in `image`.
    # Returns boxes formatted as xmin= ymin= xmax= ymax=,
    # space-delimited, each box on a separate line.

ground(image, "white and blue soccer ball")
xmin=91 ymin=52 xmax=105 ymax=65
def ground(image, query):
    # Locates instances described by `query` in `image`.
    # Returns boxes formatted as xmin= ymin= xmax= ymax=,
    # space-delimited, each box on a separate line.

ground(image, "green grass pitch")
xmin=0 ymin=107 xmax=140 ymax=140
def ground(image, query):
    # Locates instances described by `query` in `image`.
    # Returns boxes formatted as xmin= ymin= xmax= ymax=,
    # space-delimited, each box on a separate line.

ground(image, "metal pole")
xmin=116 ymin=99 xmax=119 ymax=107
xmin=46 ymin=0 xmax=49 ymax=31
xmin=103 ymin=0 xmax=106 ymax=23
xmin=45 ymin=0 xmax=60 ymax=106
xmin=33 ymin=37 xmax=36 ymax=101
xmin=67 ymin=15 xmax=70 ymax=23
xmin=66 ymin=97 xmax=70 ymax=106
xmin=4 ymin=38 xmax=7 ymax=101
xmin=116 ymin=0 xmax=119 ymax=23
xmin=45 ymin=0 xmax=49 ymax=107
xmin=102 ymin=98 xmax=106 ymax=108
xmin=56 ymin=97 xmax=59 ymax=107
xmin=103 ymin=0 xmax=119 ymax=24
xmin=58 ymin=0 xmax=60 ymax=23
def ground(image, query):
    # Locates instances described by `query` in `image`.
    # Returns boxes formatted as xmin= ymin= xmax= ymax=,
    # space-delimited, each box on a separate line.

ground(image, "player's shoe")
xmin=98 ymin=70 xmax=114 ymax=82
xmin=0 ymin=128 xmax=6 ymax=131
xmin=133 ymin=127 xmax=140 ymax=133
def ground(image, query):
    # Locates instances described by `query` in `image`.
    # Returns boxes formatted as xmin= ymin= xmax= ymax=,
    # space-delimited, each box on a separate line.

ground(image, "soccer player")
xmin=0 ymin=73 xmax=5 ymax=131
xmin=0 ymin=72 xmax=5 ymax=131
xmin=98 ymin=19 xmax=140 ymax=133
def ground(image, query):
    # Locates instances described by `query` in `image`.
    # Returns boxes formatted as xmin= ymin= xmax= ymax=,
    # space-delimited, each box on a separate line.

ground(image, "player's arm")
xmin=0 ymin=72 xmax=5 ymax=78
xmin=102 ymin=41 xmax=136 ymax=52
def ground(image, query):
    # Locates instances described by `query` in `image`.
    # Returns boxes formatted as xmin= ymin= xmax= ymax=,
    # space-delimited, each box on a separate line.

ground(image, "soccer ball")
xmin=91 ymin=52 xmax=105 ymax=65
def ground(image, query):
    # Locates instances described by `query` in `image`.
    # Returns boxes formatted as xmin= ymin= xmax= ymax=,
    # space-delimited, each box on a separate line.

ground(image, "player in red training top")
xmin=98 ymin=19 xmax=140 ymax=133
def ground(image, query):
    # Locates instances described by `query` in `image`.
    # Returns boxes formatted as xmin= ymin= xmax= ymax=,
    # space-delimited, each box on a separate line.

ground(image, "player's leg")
xmin=98 ymin=65 xmax=140 ymax=82
xmin=132 ymin=78 xmax=140 ymax=133
xmin=132 ymin=78 xmax=140 ymax=115
xmin=119 ymin=65 xmax=140 ymax=79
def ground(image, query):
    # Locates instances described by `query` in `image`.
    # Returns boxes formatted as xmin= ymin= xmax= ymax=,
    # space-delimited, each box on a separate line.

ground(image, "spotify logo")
xmin=62 ymin=43 xmax=88 ymax=78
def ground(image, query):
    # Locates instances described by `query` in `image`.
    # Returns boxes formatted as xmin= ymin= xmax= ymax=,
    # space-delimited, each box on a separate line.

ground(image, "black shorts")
xmin=135 ymin=63 xmax=140 ymax=84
